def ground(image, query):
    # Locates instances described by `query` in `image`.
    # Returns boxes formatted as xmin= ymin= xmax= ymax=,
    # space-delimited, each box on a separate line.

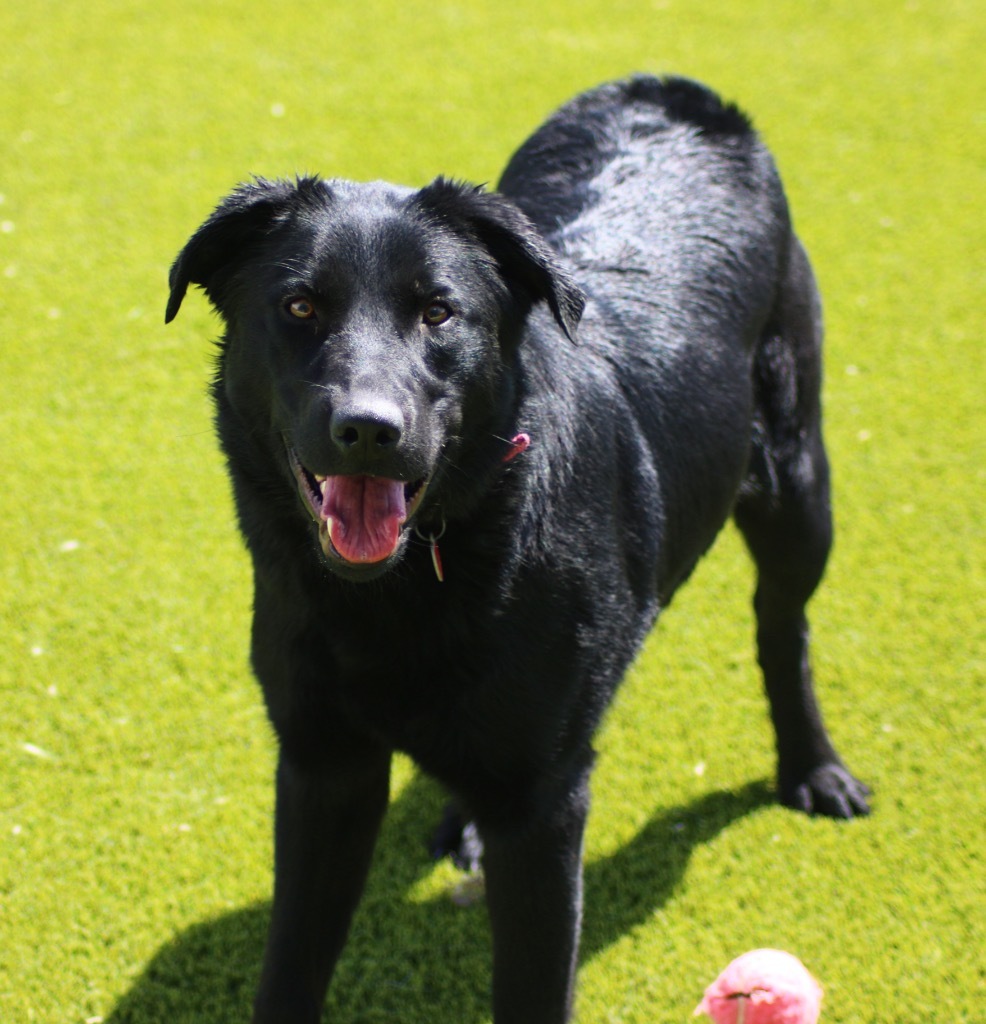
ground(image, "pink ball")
xmin=694 ymin=949 xmax=823 ymax=1024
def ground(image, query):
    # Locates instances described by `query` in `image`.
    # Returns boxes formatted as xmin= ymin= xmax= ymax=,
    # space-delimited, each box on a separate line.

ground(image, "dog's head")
xmin=167 ymin=176 xmax=584 ymax=581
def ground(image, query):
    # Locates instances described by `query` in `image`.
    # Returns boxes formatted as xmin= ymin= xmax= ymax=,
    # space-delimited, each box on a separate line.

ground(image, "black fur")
xmin=167 ymin=75 xmax=870 ymax=1024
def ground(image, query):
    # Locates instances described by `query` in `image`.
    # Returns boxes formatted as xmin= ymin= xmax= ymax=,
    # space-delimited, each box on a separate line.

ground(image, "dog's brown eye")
xmin=287 ymin=297 xmax=316 ymax=320
xmin=423 ymin=301 xmax=452 ymax=326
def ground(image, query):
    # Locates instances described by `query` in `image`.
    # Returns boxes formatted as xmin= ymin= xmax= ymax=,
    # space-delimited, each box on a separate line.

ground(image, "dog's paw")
xmin=780 ymin=762 xmax=872 ymax=819
xmin=430 ymin=805 xmax=485 ymax=872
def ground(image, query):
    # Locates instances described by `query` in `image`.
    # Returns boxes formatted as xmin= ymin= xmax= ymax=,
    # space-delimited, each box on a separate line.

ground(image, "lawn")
xmin=1 ymin=1 xmax=983 ymax=1021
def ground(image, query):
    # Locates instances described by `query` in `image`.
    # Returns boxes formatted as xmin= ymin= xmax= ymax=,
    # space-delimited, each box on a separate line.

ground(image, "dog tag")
xmin=415 ymin=520 xmax=447 ymax=583
xmin=429 ymin=536 xmax=445 ymax=583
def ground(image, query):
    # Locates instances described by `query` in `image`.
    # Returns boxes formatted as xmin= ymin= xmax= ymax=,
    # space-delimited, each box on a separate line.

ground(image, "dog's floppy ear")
xmin=165 ymin=176 xmax=319 ymax=324
xmin=415 ymin=178 xmax=585 ymax=342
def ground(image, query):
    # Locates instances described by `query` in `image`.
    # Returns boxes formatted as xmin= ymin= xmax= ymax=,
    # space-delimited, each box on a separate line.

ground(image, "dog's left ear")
xmin=416 ymin=178 xmax=585 ymax=342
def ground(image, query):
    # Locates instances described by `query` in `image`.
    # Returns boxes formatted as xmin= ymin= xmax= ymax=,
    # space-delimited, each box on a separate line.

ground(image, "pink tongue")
xmin=320 ymin=476 xmax=407 ymax=564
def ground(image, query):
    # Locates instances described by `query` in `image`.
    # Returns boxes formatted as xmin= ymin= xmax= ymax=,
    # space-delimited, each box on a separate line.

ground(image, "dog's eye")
xmin=422 ymin=301 xmax=453 ymax=326
xmin=286 ymin=297 xmax=316 ymax=320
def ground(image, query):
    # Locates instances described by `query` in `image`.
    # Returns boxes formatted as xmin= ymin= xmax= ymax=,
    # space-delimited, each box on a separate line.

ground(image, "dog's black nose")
xmin=330 ymin=399 xmax=404 ymax=460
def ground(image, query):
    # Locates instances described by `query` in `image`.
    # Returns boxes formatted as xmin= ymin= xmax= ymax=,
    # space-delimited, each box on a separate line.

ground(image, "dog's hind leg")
xmin=431 ymin=801 xmax=485 ymax=872
xmin=733 ymin=237 xmax=870 ymax=819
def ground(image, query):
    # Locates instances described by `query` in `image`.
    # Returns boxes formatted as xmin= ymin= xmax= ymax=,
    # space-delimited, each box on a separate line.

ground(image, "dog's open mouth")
xmin=289 ymin=449 xmax=429 ymax=566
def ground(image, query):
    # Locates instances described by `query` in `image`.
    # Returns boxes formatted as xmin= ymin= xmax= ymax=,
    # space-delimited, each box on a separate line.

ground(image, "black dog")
xmin=167 ymin=76 xmax=870 ymax=1024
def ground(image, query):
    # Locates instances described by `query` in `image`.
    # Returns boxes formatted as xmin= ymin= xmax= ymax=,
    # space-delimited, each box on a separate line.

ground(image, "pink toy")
xmin=694 ymin=949 xmax=823 ymax=1024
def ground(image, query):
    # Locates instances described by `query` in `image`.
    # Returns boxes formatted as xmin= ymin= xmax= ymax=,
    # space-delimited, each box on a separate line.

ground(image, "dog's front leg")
xmin=252 ymin=746 xmax=391 ymax=1024
xmin=480 ymin=764 xmax=592 ymax=1024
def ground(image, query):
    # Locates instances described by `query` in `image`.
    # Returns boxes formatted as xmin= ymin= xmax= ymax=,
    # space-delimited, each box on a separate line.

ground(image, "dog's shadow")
xmin=106 ymin=776 xmax=772 ymax=1023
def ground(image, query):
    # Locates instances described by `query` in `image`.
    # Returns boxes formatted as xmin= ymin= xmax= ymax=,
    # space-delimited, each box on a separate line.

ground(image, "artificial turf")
xmin=1 ymin=1 xmax=983 ymax=1021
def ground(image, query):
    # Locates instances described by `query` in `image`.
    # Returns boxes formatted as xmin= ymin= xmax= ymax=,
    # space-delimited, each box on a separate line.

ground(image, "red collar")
xmin=418 ymin=432 xmax=531 ymax=583
xmin=502 ymin=432 xmax=531 ymax=463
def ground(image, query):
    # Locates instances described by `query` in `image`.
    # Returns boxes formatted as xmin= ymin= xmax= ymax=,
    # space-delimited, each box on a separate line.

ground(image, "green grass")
xmin=1 ymin=1 xmax=983 ymax=1021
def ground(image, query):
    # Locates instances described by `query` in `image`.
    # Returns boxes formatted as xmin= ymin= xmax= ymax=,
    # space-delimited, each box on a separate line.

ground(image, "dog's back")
xmin=501 ymin=76 xmax=786 ymax=289
xmin=502 ymin=77 xmax=798 ymax=597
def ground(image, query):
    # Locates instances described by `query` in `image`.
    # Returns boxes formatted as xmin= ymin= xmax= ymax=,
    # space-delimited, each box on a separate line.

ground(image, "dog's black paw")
xmin=429 ymin=804 xmax=485 ymax=872
xmin=780 ymin=762 xmax=872 ymax=819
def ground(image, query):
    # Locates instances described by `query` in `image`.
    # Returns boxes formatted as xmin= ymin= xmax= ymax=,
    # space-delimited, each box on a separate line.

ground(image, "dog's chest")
xmin=324 ymin=596 xmax=554 ymax=780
